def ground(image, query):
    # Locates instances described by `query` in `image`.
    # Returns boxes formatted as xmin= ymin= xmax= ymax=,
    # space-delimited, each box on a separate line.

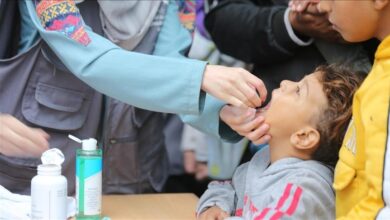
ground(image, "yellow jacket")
xmin=335 ymin=36 xmax=390 ymax=219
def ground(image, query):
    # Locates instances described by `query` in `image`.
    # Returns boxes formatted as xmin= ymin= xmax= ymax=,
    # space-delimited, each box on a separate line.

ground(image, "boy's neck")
xmin=268 ymin=138 xmax=292 ymax=163
xmin=268 ymin=137 xmax=310 ymax=164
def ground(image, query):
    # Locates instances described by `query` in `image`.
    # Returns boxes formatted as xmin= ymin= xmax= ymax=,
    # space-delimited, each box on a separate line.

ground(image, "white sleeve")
xmin=284 ymin=8 xmax=313 ymax=46
xmin=180 ymin=124 xmax=207 ymax=152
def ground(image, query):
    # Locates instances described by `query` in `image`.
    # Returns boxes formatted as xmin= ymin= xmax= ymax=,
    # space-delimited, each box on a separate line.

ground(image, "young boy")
xmin=196 ymin=65 xmax=364 ymax=220
xmin=317 ymin=0 xmax=390 ymax=219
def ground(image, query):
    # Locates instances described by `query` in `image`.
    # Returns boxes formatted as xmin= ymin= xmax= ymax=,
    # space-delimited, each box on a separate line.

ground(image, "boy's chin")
xmin=256 ymin=107 xmax=268 ymax=117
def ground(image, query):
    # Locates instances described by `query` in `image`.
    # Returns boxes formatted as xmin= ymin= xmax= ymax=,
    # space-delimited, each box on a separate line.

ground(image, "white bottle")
xmin=31 ymin=149 xmax=67 ymax=220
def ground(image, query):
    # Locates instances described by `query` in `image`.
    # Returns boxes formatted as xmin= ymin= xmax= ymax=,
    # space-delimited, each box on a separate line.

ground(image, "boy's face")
xmin=264 ymin=72 xmax=327 ymax=138
xmin=319 ymin=0 xmax=379 ymax=42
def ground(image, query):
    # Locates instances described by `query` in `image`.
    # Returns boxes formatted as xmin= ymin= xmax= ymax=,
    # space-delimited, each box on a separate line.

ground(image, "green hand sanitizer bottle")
xmin=69 ymin=135 xmax=102 ymax=220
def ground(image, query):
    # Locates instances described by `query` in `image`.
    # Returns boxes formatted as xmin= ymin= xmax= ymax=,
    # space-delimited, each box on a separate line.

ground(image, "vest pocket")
xmin=0 ymin=79 xmax=87 ymax=191
xmin=22 ymin=82 xmax=91 ymax=131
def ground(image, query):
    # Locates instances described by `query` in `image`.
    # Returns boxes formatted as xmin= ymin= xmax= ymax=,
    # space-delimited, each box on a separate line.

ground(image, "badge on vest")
xmin=345 ymin=119 xmax=357 ymax=155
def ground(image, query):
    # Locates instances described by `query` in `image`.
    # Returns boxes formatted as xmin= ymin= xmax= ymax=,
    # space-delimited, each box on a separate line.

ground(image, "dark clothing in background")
xmin=205 ymin=0 xmax=375 ymax=103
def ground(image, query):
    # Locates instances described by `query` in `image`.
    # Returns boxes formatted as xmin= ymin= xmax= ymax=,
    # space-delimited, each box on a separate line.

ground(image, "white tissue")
xmin=0 ymin=185 xmax=76 ymax=220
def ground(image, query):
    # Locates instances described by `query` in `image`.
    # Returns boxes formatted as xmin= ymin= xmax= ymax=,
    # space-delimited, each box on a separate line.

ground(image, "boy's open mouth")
xmin=257 ymin=100 xmax=271 ymax=114
xmin=264 ymin=102 xmax=271 ymax=110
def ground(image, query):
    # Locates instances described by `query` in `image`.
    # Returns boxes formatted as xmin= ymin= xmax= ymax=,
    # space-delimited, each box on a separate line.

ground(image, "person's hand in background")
xmin=183 ymin=150 xmax=209 ymax=180
xmin=220 ymin=105 xmax=271 ymax=145
xmin=0 ymin=114 xmax=49 ymax=157
xmin=288 ymin=0 xmax=344 ymax=43
xmin=289 ymin=7 xmax=343 ymax=43
xmin=183 ymin=150 xmax=196 ymax=174
xmin=289 ymin=0 xmax=320 ymax=13
xmin=194 ymin=161 xmax=208 ymax=181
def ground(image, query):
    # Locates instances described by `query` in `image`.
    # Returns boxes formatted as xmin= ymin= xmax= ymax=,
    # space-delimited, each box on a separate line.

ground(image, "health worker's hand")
xmin=202 ymin=65 xmax=267 ymax=108
xmin=0 ymin=114 xmax=49 ymax=157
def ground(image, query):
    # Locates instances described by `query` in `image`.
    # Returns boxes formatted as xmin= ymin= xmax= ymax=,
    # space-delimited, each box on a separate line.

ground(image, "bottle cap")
xmin=68 ymin=135 xmax=98 ymax=151
xmin=41 ymin=148 xmax=65 ymax=166
xmin=82 ymin=138 xmax=98 ymax=151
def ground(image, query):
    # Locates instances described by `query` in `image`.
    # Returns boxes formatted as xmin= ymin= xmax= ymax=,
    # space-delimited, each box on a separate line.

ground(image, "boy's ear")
xmin=374 ymin=0 xmax=389 ymax=10
xmin=290 ymin=126 xmax=320 ymax=151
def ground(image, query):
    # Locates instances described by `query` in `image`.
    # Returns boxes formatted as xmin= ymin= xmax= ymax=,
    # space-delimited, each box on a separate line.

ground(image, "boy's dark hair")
xmin=311 ymin=64 xmax=365 ymax=167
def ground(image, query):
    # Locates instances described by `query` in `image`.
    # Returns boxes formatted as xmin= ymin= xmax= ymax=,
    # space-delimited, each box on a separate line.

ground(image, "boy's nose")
xmin=280 ymin=80 xmax=291 ymax=92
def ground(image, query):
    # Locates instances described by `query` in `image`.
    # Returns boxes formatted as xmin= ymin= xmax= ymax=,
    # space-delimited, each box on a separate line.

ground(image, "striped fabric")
xmin=34 ymin=0 xmax=91 ymax=46
xmin=176 ymin=0 xmax=196 ymax=33
xmin=253 ymin=183 xmax=303 ymax=220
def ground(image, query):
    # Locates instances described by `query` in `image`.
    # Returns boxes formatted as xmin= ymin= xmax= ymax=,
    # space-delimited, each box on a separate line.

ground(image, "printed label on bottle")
xmin=76 ymin=156 xmax=102 ymax=216
xmin=31 ymin=184 xmax=67 ymax=219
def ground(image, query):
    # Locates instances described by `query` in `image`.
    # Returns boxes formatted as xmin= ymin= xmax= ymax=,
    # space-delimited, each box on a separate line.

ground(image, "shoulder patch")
xmin=35 ymin=0 xmax=91 ymax=46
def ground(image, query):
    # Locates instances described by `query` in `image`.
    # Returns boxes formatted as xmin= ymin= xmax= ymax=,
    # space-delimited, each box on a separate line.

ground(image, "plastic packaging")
xmin=69 ymin=135 xmax=102 ymax=220
xmin=31 ymin=148 xmax=67 ymax=220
